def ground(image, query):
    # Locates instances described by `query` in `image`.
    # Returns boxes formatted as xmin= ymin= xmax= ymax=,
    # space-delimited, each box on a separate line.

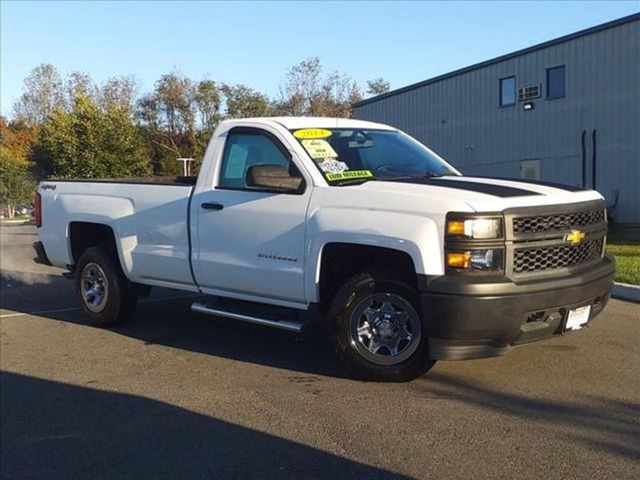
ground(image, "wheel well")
xmin=318 ymin=243 xmax=418 ymax=309
xmin=69 ymin=222 xmax=118 ymax=265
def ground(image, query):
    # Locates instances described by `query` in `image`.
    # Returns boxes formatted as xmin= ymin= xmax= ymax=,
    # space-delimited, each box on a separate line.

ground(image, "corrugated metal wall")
xmin=355 ymin=18 xmax=640 ymax=224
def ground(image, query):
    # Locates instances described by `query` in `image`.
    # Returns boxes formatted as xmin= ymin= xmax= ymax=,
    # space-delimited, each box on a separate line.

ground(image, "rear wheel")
xmin=75 ymin=247 xmax=137 ymax=327
xmin=329 ymin=270 xmax=436 ymax=381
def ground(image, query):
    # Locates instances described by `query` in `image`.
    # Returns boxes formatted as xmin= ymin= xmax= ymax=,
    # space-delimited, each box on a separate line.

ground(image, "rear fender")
xmin=60 ymin=194 xmax=135 ymax=275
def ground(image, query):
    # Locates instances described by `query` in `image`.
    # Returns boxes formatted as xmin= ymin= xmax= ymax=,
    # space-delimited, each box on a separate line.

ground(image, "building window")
xmin=499 ymin=76 xmax=516 ymax=106
xmin=547 ymin=65 xmax=566 ymax=99
xmin=520 ymin=159 xmax=541 ymax=180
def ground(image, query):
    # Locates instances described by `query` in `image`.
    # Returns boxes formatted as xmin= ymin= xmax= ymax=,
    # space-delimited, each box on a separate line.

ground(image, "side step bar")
xmin=191 ymin=302 xmax=303 ymax=333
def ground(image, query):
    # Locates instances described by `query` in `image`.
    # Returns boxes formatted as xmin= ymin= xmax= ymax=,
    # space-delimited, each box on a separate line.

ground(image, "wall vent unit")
xmin=518 ymin=84 xmax=541 ymax=101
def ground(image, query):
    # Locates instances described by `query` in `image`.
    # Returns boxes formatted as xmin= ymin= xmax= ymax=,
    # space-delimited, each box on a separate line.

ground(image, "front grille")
xmin=513 ymin=209 xmax=605 ymax=234
xmin=514 ymin=238 xmax=604 ymax=274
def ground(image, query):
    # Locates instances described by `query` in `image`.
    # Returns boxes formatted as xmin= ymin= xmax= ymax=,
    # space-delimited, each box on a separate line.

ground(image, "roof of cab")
xmin=223 ymin=116 xmax=396 ymax=131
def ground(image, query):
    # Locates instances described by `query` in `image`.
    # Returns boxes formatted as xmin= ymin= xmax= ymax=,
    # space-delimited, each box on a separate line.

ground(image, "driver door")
xmin=191 ymin=127 xmax=310 ymax=305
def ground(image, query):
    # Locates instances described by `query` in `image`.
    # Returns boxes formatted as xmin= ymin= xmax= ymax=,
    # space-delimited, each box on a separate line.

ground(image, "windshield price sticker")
xmin=325 ymin=170 xmax=373 ymax=181
xmin=301 ymin=139 xmax=338 ymax=159
xmin=294 ymin=128 xmax=333 ymax=139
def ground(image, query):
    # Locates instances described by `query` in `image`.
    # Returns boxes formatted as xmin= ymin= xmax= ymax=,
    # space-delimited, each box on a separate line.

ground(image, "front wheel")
xmin=329 ymin=270 xmax=436 ymax=382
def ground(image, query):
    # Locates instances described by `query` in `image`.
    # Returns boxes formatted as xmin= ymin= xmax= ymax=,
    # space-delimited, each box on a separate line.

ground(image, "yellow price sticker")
xmin=293 ymin=128 xmax=332 ymax=139
xmin=301 ymin=139 xmax=338 ymax=159
xmin=325 ymin=170 xmax=373 ymax=181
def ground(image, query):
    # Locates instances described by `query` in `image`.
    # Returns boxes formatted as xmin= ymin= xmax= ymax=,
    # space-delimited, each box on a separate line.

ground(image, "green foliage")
xmin=13 ymin=64 xmax=64 ymax=126
xmin=222 ymin=84 xmax=275 ymax=118
xmin=135 ymin=71 xmax=204 ymax=175
xmin=606 ymin=243 xmax=640 ymax=257
xmin=12 ymin=61 xmax=385 ymax=179
xmin=0 ymin=147 xmax=35 ymax=212
xmin=195 ymin=80 xmax=222 ymax=129
xmin=366 ymin=78 xmax=391 ymax=96
xmin=153 ymin=72 xmax=196 ymax=136
xmin=0 ymin=118 xmax=37 ymax=216
xmin=101 ymin=75 xmax=138 ymax=114
xmin=66 ymin=71 xmax=98 ymax=105
xmin=612 ymin=256 xmax=640 ymax=285
xmin=0 ymin=117 xmax=36 ymax=159
xmin=36 ymin=95 xmax=150 ymax=178
xmin=606 ymin=243 xmax=640 ymax=285
xmin=276 ymin=57 xmax=362 ymax=117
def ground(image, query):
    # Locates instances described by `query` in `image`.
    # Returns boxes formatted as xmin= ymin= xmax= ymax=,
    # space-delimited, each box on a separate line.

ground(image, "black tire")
xmin=329 ymin=270 xmax=436 ymax=382
xmin=74 ymin=246 xmax=137 ymax=327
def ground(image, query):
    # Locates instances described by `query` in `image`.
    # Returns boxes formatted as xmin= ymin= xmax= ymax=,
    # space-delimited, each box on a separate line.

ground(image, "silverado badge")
xmin=565 ymin=229 xmax=586 ymax=245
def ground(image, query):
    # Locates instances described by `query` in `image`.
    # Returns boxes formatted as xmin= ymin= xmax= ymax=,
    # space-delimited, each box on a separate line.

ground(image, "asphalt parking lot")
xmin=1 ymin=223 xmax=639 ymax=479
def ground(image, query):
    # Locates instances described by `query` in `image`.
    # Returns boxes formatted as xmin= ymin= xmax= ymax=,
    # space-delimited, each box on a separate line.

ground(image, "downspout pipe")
xmin=592 ymin=129 xmax=597 ymax=191
xmin=581 ymin=130 xmax=587 ymax=188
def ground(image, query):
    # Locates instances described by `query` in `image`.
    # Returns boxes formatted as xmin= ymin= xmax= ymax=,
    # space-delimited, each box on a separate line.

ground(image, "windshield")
xmin=291 ymin=128 xmax=458 ymax=185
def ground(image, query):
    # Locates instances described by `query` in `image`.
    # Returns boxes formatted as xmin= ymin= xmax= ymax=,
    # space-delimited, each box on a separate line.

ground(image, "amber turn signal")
xmin=447 ymin=252 xmax=471 ymax=268
xmin=446 ymin=220 xmax=465 ymax=236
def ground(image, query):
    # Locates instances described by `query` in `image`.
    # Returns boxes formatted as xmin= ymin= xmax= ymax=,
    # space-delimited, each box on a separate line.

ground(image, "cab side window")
xmin=219 ymin=131 xmax=293 ymax=189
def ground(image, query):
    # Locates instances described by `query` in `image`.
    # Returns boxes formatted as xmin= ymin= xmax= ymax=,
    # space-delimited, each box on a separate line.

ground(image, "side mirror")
xmin=246 ymin=165 xmax=304 ymax=193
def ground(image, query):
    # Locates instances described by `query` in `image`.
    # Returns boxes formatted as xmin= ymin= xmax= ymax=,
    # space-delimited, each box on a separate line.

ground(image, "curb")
xmin=0 ymin=219 xmax=33 ymax=225
xmin=612 ymin=282 xmax=640 ymax=304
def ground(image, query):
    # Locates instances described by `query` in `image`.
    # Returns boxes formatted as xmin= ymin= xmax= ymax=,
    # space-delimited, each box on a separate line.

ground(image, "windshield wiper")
xmin=332 ymin=176 xmax=377 ymax=186
xmin=332 ymin=171 xmax=453 ymax=186
xmin=379 ymin=172 xmax=448 ymax=182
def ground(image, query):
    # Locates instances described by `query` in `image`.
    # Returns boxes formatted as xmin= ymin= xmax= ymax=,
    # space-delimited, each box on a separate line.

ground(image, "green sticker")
xmin=325 ymin=170 xmax=373 ymax=181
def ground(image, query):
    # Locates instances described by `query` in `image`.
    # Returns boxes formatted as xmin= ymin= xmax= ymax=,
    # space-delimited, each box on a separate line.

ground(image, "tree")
xmin=101 ymin=76 xmax=138 ymax=114
xmin=35 ymin=94 xmax=150 ymax=179
xmin=277 ymin=57 xmax=362 ymax=117
xmin=135 ymin=71 xmax=199 ymax=174
xmin=0 ymin=116 xmax=36 ymax=160
xmin=194 ymin=80 xmax=222 ymax=131
xmin=13 ymin=64 xmax=64 ymax=126
xmin=366 ymin=78 xmax=390 ymax=96
xmin=154 ymin=72 xmax=196 ymax=138
xmin=0 ymin=148 xmax=35 ymax=218
xmin=0 ymin=118 xmax=36 ymax=218
xmin=66 ymin=71 xmax=97 ymax=106
xmin=222 ymin=84 xmax=274 ymax=119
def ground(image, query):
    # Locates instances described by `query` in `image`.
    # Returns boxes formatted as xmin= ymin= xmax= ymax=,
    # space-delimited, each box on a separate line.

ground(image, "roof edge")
xmin=354 ymin=12 xmax=640 ymax=108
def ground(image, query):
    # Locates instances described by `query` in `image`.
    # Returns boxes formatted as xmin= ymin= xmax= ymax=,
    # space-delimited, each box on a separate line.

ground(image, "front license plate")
xmin=565 ymin=305 xmax=591 ymax=331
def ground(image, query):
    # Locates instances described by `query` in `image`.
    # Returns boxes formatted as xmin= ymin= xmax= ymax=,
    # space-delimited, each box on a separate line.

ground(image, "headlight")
xmin=446 ymin=218 xmax=502 ymax=239
xmin=446 ymin=249 xmax=504 ymax=272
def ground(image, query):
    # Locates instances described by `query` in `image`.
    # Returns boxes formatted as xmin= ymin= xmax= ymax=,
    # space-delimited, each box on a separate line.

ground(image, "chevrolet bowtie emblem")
xmin=565 ymin=229 xmax=586 ymax=245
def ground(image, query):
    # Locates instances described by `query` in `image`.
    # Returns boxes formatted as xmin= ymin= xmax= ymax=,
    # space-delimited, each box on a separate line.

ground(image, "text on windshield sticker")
xmin=294 ymin=128 xmax=332 ymax=139
xmin=301 ymin=139 xmax=338 ymax=159
xmin=325 ymin=170 xmax=373 ymax=181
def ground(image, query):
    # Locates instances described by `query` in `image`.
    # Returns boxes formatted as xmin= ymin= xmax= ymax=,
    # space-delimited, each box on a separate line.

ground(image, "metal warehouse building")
xmin=354 ymin=13 xmax=640 ymax=224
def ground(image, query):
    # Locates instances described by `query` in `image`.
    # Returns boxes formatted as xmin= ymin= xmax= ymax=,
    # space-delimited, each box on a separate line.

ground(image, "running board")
xmin=191 ymin=302 xmax=303 ymax=333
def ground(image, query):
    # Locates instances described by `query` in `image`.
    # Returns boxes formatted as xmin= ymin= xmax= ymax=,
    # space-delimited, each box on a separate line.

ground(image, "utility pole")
xmin=176 ymin=158 xmax=194 ymax=176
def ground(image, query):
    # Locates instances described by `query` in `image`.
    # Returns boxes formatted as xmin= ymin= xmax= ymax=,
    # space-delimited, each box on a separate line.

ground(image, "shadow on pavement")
xmin=415 ymin=371 xmax=640 ymax=462
xmin=0 ymin=371 xmax=408 ymax=480
xmin=0 ymin=270 xmax=348 ymax=379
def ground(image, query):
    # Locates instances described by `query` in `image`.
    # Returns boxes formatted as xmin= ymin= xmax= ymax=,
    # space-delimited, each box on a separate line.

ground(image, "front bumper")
xmin=419 ymin=255 xmax=615 ymax=360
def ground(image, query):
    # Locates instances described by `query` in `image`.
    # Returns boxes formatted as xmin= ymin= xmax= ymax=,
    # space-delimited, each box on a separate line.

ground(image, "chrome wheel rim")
xmin=349 ymin=293 xmax=421 ymax=366
xmin=80 ymin=262 xmax=109 ymax=313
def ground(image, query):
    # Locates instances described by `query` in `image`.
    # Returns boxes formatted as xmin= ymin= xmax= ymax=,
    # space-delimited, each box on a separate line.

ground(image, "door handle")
xmin=201 ymin=202 xmax=224 ymax=211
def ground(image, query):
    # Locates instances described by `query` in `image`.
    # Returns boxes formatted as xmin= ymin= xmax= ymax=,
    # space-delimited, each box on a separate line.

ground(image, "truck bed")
xmin=48 ymin=176 xmax=198 ymax=186
xmin=38 ymin=178 xmax=197 ymax=291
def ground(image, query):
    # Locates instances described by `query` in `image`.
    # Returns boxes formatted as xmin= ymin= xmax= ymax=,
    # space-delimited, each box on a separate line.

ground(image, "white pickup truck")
xmin=34 ymin=117 xmax=615 ymax=381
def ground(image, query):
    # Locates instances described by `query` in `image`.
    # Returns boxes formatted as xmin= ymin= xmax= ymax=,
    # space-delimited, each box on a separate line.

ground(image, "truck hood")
xmin=355 ymin=175 xmax=603 ymax=212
